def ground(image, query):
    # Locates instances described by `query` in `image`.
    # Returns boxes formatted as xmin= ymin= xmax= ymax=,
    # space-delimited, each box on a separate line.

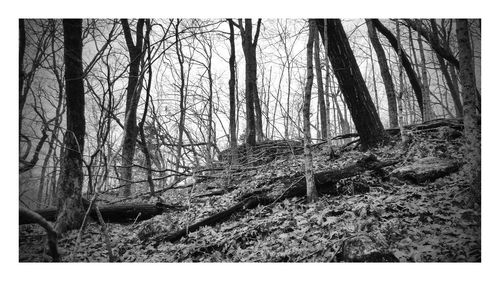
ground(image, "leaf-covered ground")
xmin=19 ymin=128 xmax=481 ymax=262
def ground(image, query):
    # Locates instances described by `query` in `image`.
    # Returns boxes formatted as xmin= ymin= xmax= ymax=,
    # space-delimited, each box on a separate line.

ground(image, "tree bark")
xmin=19 ymin=19 xmax=26 ymax=124
xmin=366 ymin=19 xmax=398 ymax=128
xmin=55 ymin=19 xmax=86 ymax=233
xmin=396 ymin=20 xmax=409 ymax=144
xmin=316 ymin=19 xmax=387 ymax=149
xmin=228 ymin=19 xmax=238 ymax=164
xmin=313 ymin=26 xmax=328 ymax=140
xmin=120 ymin=19 xmax=145 ymax=197
xmin=371 ymin=19 xmax=424 ymax=117
xmin=238 ymin=19 xmax=263 ymax=145
xmin=456 ymin=19 xmax=481 ymax=203
xmin=416 ymin=20 xmax=434 ymax=121
xmin=303 ymin=20 xmax=319 ymax=203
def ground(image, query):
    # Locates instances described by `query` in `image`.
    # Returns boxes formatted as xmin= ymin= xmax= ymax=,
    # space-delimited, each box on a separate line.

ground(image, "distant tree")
xmin=429 ymin=19 xmax=463 ymax=118
xmin=237 ymin=19 xmax=264 ymax=145
xmin=304 ymin=20 xmax=318 ymax=203
xmin=316 ymin=19 xmax=387 ymax=149
xmin=55 ymin=19 xmax=86 ymax=233
xmin=366 ymin=19 xmax=398 ymax=128
xmin=403 ymin=19 xmax=459 ymax=69
xmin=456 ymin=19 xmax=481 ymax=203
xmin=119 ymin=19 xmax=145 ymax=197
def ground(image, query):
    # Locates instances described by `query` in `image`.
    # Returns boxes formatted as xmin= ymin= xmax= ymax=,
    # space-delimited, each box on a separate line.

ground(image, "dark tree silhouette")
xmin=55 ymin=19 xmax=86 ymax=233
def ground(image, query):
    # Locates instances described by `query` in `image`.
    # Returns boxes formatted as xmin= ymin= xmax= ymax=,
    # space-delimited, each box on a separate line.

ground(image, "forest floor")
xmin=19 ymin=126 xmax=481 ymax=262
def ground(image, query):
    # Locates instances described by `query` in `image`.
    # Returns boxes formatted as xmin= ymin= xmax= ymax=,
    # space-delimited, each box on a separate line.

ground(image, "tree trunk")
xmin=228 ymin=19 xmax=238 ymax=164
xmin=238 ymin=19 xmax=263 ymax=145
xmin=313 ymin=26 xmax=328 ymax=140
xmin=19 ymin=19 xmax=26 ymax=126
xmin=371 ymin=19 xmax=424 ymax=117
xmin=396 ymin=20 xmax=409 ymax=144
xmin=316 ymin=19 xmax=387 ymax=149
xmin=120 ymin=19 xmax=145 ymax=197
xmin=55 ymin=19 xmax=86 ymax=234
xmin=416 ymin=20 xmax=434 ymax=121
xmin=138 ymin=20 xmax=155 ymax=196
xmin=303 ymin=20 xmax=319 ymax=203
xmin=456 ymin=19 xmax=481 ymax=203
xmin=323 ymin=19 xmax=332 ymax=147
xmin=174 ymin=19 xmax=186 ymax=178
xmin=366 ymin=19 xmax=398 ymax=128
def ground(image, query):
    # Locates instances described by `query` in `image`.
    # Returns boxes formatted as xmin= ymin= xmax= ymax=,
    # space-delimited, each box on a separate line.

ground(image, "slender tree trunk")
xmin=19 ymin=19 xmax=26 ymax=127
xmin=175 ymin=19 xmax=186 ymax=177
xmin=120 ymin=19 xmax=145 ymax=197
xmin=396 ymin=20 xmax=409 ymax=144
xmin=456 ymin=19 xmax=481 ymax=204
xmin=303 ymin=20 xmax=318 ymax=203
xmin=316 ymin=19 xmax=387 ymax=149
xmin=238 ymin=19 xmax=257 ymax=146
xmin=323 ymin=19 xmax=332 ymax=146
xmin=227 ymin=19 xmax=238 ymax=164
xmin=55 ymin=19 xmax=86 ymax=234
xmin=366 ymin=19 xmax=398 ymax=128
xmin=313 ymin=24 xmax=327 ymax=140
xmin=138 ymin=20 xmax=155 ymax=196
xmin=371 ymin=19 xmax=424 ymax=117
xmin=416 ymin=21 xmax=434 ymax=121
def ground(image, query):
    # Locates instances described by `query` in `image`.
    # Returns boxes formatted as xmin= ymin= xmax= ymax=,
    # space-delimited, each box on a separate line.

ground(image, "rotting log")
xmin=19 ymin=202 xmax=186 ymax=225
xmin=391 ymin=157 xmax=461 ymax=184
xmin=149 ymin=155 xmax=399 ymax=245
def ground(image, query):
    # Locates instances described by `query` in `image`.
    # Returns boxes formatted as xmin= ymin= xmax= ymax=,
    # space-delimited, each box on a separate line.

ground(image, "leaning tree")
xmin=316 ymin=19 xmax=387 ymax=148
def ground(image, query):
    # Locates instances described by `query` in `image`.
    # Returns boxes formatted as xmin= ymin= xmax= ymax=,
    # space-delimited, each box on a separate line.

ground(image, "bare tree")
xmin=456 ymin=19 xmax=481 ymax=203
xmin=371 ymin=19 xmax=424 ymax=117
xmin=316 ymin=19 xmax=387 ymax=148
xmin=415 ymin=20 xmax=434 ymax=121
xmin=119 ymin=19 xmax=145 ymax=197
xmin=313 ymin=24 xmax=328 ymax=140
xmin=55 ymin=19 xmax=86 ymax=233
xmin=228 ymin=19 xmax=238 ymax=164
xmin=303 ymin=20 xmax=318 ymax=203
xmin=236 ymin=19 xmax=264 ymax=145
xmin=366 ymin=19 xmax=398 ymax=128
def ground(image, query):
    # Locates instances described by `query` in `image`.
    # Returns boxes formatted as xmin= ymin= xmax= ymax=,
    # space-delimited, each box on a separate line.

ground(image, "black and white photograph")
xmin=10 ymin=0 xmax=496 ymax=278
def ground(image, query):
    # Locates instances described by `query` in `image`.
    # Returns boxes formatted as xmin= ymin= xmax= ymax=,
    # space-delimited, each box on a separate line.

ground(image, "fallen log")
xmin=149 ymin=155 xmax=399 ymax=245
xmin=390 ymin=157 xmax=461 ymax=184
xmin=19 ymin=202 xmax=186 ymax=225
xmin=19 ymin=207 xmax=59 ymax=262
